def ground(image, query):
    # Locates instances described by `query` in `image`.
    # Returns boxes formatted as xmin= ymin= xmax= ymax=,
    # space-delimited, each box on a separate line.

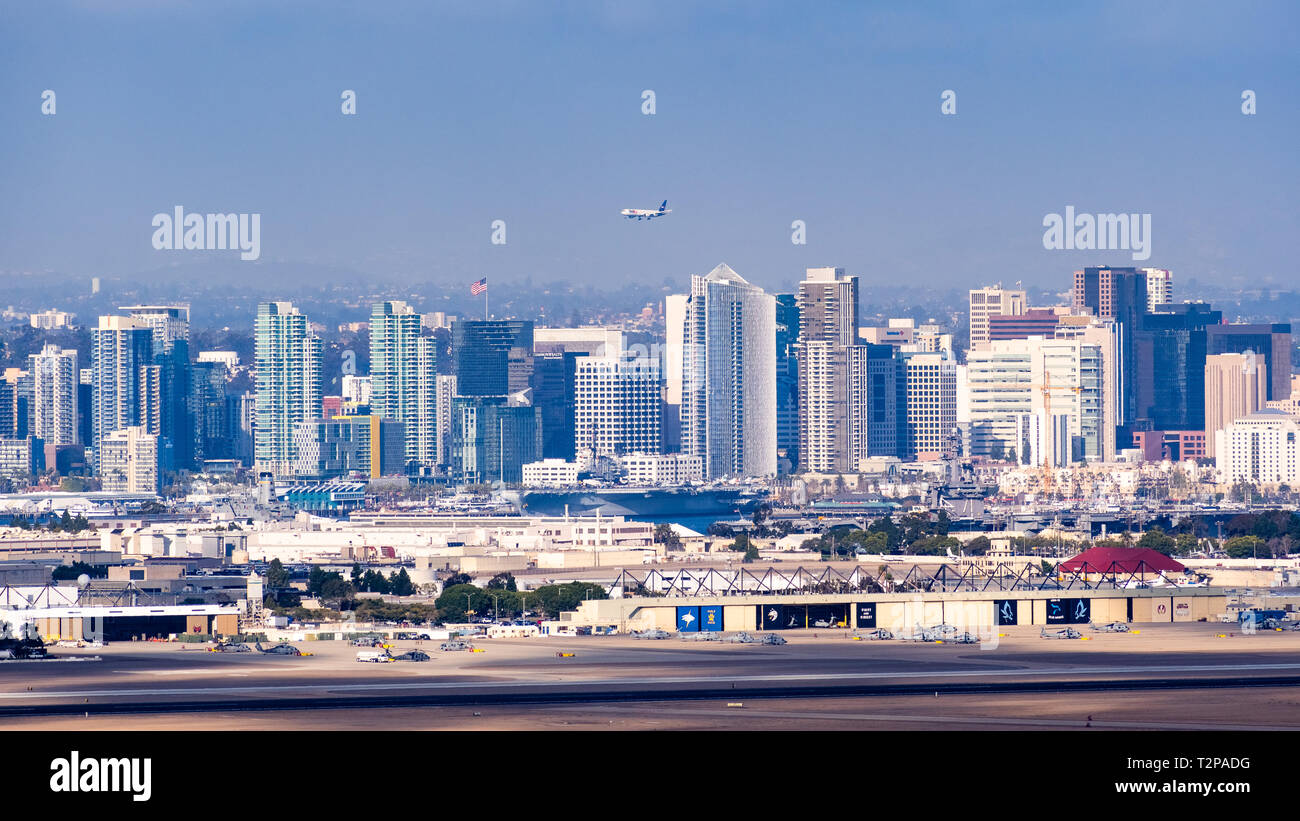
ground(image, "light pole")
xmin=464 ymin=593 xmax=474 ymax=625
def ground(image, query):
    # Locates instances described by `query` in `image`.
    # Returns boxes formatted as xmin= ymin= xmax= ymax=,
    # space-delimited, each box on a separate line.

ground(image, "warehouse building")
xmin=562 ymin=587 xmax=1226 ymax=634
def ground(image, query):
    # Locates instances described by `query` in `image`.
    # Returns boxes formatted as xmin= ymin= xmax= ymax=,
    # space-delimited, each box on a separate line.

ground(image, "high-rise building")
xmin=1073 ymin=266 xmax=1160 ymax=441
xmin=1216 ymin=410 xmax=1300 ymax=486
xmin=1141 ymin=268 xmax=1174 ymax=312
xmin=1205 ymin=323 xmax=1292 ymax=402
xmin=775 ymin=293 xmax=800 ymax=470
xmin=450 ymin=396 xmax=542 ymax=484
xmin=191 ymin=360 xmax=230 ymax=463
xmin=1134 ymin=303 xmax=1222 ymax=433
xmin=99 ymin=426 xmax=160 ymax=493
xmin=91 ymin=316 xmax=153 ymax=459
xmin=531 ymin=352 xmax=581 ymax=462
xmin=902 ymin=351 xmax=957 ymax=461
xmin=966 ymin=337 xmax=1104 ymax=462
xmin=121 ymin=305 xmax=194 ymax=471
xmin=28 ymin=345 xmax=78 ymax=447
xmin=435 ymin=374 xmax=457 ymax=467
xmin=533 ymin=327 xmax=625 ymax=358
xmin=797 ymin=268 xmax=859 ymax=474
xmin=293 ymin=415 xmax=405 ymax=479
xmin=574 ymin=354 xmax=662 ymax=468
xmin=681 ymin=264 xmax=776 ymax=479
xmin=254 ymin=302 xmax=323 ymax=477
xmin=1204 ymin=353 xmax=1268 ymax=458
xmin=451 ymin=320 xmax=534 ymax=397
xmin=968 ymin=285 xmax=1027 ymax=350
xmin=663 ymin=294 xmax=688 ymax=454
xmin=370 ymin=301 xmax=439 ymax=468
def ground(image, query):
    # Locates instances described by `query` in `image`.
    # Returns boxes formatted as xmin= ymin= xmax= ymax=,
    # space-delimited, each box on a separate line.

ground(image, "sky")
xmin=0 ymin=0 xmax=1296 ymax=295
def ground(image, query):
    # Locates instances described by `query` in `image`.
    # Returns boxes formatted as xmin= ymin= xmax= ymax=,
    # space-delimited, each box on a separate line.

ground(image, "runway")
xmin=2 ymin=622 xmax=1298 ymax=728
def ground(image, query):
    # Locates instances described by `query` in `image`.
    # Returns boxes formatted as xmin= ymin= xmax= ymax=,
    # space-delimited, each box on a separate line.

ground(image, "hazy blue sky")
xmin=1 ymin=0 xmax=1296 ymax=294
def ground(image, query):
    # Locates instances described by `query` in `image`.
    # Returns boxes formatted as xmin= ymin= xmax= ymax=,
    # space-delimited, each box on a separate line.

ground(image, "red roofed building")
xmin=1059 ymin=546 xmax=1185 ymax=575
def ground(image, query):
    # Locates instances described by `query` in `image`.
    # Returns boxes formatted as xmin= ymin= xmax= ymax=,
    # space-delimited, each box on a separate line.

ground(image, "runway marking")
xmin=9 ymin=662 xmax=1300 ymax=701
xmin=566 ymin=704 xmax=1297 ymax=732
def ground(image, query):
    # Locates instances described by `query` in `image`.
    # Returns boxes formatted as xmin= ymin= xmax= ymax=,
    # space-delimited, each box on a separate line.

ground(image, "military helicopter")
xmin=440 ymin=639 xmax=475 ymax=651
xmin=760 ymin=634 xmax=787 ymax=645
xmin=1090 ymin=621 xmax=1131 ymax=633
xmin=1039 ymin=627 xmax=1083 ymax=640
xmin=631 ymin=628 xmax=671 ymax=640
xmin=255 ymin=642 xmax=311 ymax=656
xmin=208 ymin=641 xmax=252 ymax=653
xmin=949 ymin=632 xmax=981 ymax=644
xmin=725 ymin=632 xmax=760 ymax=644
xmin=853 ymin=628 xmax=895 ymax=641
xmin=899 ymin=624 xmax=940 ymax=642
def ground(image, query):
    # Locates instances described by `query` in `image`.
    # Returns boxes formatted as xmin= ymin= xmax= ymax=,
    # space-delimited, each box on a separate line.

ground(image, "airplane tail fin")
xmin=659 ymin=200 xmax=668 ymax=212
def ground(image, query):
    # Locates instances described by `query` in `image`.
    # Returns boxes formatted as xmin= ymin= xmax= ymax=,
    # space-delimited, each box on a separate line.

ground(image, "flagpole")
xmin=484 ymin=277 xmax=489 ymax=321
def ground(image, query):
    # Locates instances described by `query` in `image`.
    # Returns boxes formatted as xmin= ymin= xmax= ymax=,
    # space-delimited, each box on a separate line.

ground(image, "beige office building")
xmin=1205 ymin=353 xmax=1267 ymax=458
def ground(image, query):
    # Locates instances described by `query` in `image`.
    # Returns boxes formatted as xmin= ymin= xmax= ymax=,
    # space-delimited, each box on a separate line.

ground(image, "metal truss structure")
xmin=612 ymin=559 xmax=1195 ymax=598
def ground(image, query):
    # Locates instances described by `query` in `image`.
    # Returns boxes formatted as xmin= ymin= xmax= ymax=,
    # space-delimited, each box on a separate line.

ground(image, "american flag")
xmin=470 ymin=277 xmax=487 ymax=296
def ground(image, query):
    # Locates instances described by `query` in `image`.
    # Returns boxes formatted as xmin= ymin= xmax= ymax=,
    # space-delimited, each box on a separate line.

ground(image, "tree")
xmin=965 ymin=535 xmax=992 ymax=556
xmin=1136 ymin=526 xmax=1177 ymax=557
xmin=742 ymin=545 xmax=760 ymax=563
xmin=528 ymin=582 xmax=609 ymax=619
xmin=388 ymin=568 xmax=416 ymax=597
xmin=726 ymin=533 xmax=752 ymax=553
xmin=1223 ymin=535 xmax=1263 ymax=559
xmin=351 ymin=562 xmax=363 ymax=584
xmin=264 ymin=558 xmax=289 ymax=589
xmin=360 ymin=569 xmax=391 ymax=594
xmin=319 ymin=575 xmax=354 ymax=601
xmin=1174 ymin=532 xmax=1199 ymax=556
xmin=436 ymin=583 xmax=488 ymax=622
xmin=444 ymin=572 xmax=472 ymax=587
xmin=654 ymin=522 xmax=683 ymax=551
xmin=486 ymin=572 xmax=517 ymax=592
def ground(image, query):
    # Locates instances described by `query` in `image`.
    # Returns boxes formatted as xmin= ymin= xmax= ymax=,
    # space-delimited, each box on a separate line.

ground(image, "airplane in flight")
xmin=621 ymin=200 xmax=671 ymax=220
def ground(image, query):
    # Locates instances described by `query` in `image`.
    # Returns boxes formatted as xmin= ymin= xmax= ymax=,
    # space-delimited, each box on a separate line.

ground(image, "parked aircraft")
xmin=631 ymin=628 xmax=671 ymax=639
xmin=208 ymin=642 xmax=252 ymax=653
xmin=256 ymin=643 xmax=310 ymax=656
xmin=1040 ymin=627 xmax=1083 ymax=640
xmin=1090 ymin=621 xmax=1131 ymax=633
xmin=760 ymin=634 xmax=787 ymax=645
xmin=440 ymin=639 xmax=474 ymax=651
xmin=855 ymin=628 xmax=894 ymax=641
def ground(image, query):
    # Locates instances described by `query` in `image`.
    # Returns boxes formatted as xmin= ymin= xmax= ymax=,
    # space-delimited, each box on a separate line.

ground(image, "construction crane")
xmin=1035 ymin=373 xmax=1082 ymax=496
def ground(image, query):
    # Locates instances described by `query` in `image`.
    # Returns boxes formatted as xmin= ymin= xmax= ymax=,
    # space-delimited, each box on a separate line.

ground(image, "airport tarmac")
xmin=2 ymin=622 xmax=1298 ymax=729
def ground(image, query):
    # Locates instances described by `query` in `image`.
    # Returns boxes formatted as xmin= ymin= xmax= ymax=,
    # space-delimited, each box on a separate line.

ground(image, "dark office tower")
xmin=77 ymin=380 xmax=92 ymax=448
xmin=858 ymin=343 xmax=906 ymax=459
xmin=775 ymin=293 xmax=800 ymax=471
xmin=191 ymin=360 xmax=230 ymax=462
xmin=0 ymin=378 xmax=15 ymax=438
xmin=1206 ymin=323 xmax=1292 ymax=401
xmin=531 ymin=351 xmax=581 ymax=461
xmin=1135 ymin=303 xmax=1222 ymax=432
xmin=450 ymin=395 xmax=542 ymax=484
xmin=121 ymin=306 xmax=194 ymax=471
xmin=451 ymin=320 xmax=534 ymax=397
xmin=1073 ymin=266 xmax=1150 ymax=435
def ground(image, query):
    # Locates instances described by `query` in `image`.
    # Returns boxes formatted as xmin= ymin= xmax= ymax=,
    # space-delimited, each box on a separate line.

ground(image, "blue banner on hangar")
xmin=700 ymin=604 xmax=723 ymax=632
xmin=676 ymin=606 xmax=701 ymax=632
